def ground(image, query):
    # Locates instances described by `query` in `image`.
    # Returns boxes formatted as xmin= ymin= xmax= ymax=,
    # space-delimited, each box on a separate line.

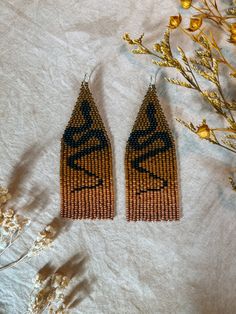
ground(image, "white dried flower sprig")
xmin=28 ymin=272 xmax=71 ymax=314
xmin=0 ymin=224 xmax=56 ymax=271
xmin=0 ymin=185 xmax=56 ymax=271
xmin=0 ymin=186 xmax=11 ymax=206
xmin=0 ymin=187 xmax=30 ymax=254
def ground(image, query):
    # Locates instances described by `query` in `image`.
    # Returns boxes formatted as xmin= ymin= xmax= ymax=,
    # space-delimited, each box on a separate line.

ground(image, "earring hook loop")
xmin=149 ymin=69 xmax=159 ymax=86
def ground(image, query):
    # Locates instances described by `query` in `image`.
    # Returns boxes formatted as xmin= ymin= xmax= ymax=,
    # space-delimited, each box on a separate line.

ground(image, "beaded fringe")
xmin=125 ymin=85 xmax=180 ymax=221
xmin=60 ymin=82 xmax=114 ymax=219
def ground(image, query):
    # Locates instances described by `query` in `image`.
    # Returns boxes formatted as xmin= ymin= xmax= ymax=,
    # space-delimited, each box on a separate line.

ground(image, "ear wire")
xmin=83 ymin=63 xmax=102 ymax=84
xmin=83 ymin=73 xmax=90 ymax=83
xmin=149 ymin=69 xmax=159 ymax=86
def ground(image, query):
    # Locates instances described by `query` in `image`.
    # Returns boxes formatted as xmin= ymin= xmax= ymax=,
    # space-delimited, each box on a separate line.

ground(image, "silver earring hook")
xmin=149 ymin=69 xmax=159 ymax=86
xmin=83 ymin=63 xmax=102 ymax=84
xmin=83 ymin=72 xmax=90 ymax=83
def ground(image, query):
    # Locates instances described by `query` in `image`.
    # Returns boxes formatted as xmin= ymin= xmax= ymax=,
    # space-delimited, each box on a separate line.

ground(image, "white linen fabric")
xmin=0 ymin=1 xmax=236 ymax=313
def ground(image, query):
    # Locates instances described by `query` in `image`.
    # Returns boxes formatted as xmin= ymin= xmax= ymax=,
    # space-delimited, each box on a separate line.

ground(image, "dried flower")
xmin=230 ymin=23 xmax=236 ymax=35
xmin=124 ymin=0 xmax=236 ymax=190
xmin=180 ymin=0 xmax=192 ymax=9
xmin=227 ymin=8 xmax=236 ymax=15
xmin=39 ymin=225 xmax=56 ymax=239
xmin=229 ymin=23 xmax=236 ymax=44
xmin=51 ymin=274 xmax=70 ymax=289
xmin=123 ymin=33 xmax=135 ymax=45
xmin=168 ymin=14 xmax=182 ymax=29
xmin=187 ymin=16 xmax=203 ymax=32
xmin=28 ymin=271 xmax=72 ymax=314
xmin=196 ymin=120 xmax=211 ymax=139
xmin=0 ymin=224 xmax=56 ymax=271
xmin=33 ymin=273 xmax=44 ymax=286
xmin=0 ymin=188 xmax=30 ymax=254
xmin=123 ymin=33 xmax=144 ymax=45
xmin=123 ymin=33 xmax=150 ymax=55
xmin=0 ymin=187 xmax=11 ymax=206
xmin=29 ymin=225 xmax=56 ymax=257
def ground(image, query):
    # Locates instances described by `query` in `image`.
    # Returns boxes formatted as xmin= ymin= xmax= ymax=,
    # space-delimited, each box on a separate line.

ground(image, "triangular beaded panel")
xmin=125 ymin=85 xmax=180 ymax=221
xmin=60 ymin=82 xmax=114 ymax=219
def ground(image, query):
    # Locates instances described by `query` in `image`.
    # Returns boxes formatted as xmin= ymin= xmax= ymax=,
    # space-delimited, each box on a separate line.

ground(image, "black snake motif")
xmin=128 ymin=102 xmax=172 ymax=194
xmin=63 ymin=100 xmax=108 ymax=192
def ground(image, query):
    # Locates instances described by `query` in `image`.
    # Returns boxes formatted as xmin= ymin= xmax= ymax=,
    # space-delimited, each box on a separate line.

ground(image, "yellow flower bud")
xmin=180 ymin=0 xmax=192 ymax=9
xmin=229 ymin=24 xmax=236 ymax=44
xmin=196 ymin=121 xmax=211 ymax=139
xmin=187 ymin=16 xmax=203 ymax=32
xmin=168 ymin=14 xmax=182 ymax=29
xmin=230 ymin=23 xmax=236 ymax=35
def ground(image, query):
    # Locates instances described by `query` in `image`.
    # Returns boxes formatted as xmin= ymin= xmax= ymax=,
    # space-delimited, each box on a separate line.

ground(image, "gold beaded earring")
xmin=60 ymin=75 xmax=114 ymax=219
xmin=125 ymin=79 xmax=180 ymax=221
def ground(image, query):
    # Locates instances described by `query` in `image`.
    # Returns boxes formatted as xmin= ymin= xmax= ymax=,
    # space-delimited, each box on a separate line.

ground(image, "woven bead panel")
xmin=125 ymin=85 xmax=180 ymax=221
xmin=60 ymin=82 xmax=114 ymax=219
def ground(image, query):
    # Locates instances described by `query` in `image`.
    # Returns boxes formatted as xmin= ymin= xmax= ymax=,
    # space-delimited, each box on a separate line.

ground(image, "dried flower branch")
xmin=28 ymin=272 xmax=72 ymax=314
xmin=0 ymin=186 xmax=30 ymax=254
xmin=180 ymin=0 xmax=236 ymax=38
xmin=123 ymin=29 xmax=236 ymax=152
xmin=123 ymin=0 xmax=236 ymax=190
xmin=0 ymin=184 xmax=56 ymax=271
xmin=0 ymin=224 xmax=56 ymax=271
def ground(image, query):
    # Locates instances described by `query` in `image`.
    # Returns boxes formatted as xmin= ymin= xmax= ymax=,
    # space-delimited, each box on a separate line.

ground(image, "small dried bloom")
xmin=153 ymin=43 xmax=161 ymax=52
xmin=227 ymin=8 xmax=236 ymax=15
xmin=61 ymin=276 xmax=70 ymax=288
xmin=33 ymin=273 xmax=45 ymax=285
xmin=180 ymin=0 xmax=192 ymax=9
xmin=52 ymin=274 xmax=70 ymax=289
xmin=196 ymin=120 xmax=211 ymax=139
xmin=52 ymin=274 xmax=63 ymax=288
xmin=229 ymin=23 xmax=236 ymax=44
xmin=123 ymin=33 xmax=145 ymax=46
xmin=28 ymin=271 xmax=71 ymax=314
xmin=0 ymin=187 xmax=11 ymax=205
xmin=4 ymin=208 xmax=14 ymax=218
xmin=168 ymin=14 xmax=182 ymax=29
xmin=39 ymin=225 xmax=56 ymax=239
xmin=29 ymin=225 xmax=56 ymax=257
xmin=187 ymin=16 xmax=203 ymax=32
xmin=123 ymin=33 xmax=135 ymax=45
xmin=0 ymin=207 xmax=30 ymax=247
xmin=230 ymin=23 xmax=236 ymax=35
xmin=0 ymin=186 xmax=9 ymax=195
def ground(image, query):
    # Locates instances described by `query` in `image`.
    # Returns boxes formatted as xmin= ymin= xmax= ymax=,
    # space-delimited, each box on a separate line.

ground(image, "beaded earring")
xmin=60 ymin=76 xmax=114 ymax=219
xmin=125 ymin=82 xmax=180 ymax=221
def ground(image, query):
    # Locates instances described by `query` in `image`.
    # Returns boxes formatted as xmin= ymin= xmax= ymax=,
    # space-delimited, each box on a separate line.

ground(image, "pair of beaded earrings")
xmin=60 ymin=77 xmax=180 ymax=222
